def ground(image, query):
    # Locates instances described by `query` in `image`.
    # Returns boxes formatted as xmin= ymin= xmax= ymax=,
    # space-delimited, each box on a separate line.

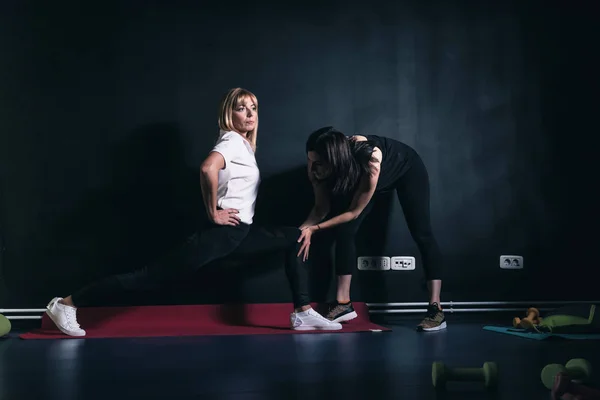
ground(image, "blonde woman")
xmin=46 ymin=88 xmax=341 ymax=336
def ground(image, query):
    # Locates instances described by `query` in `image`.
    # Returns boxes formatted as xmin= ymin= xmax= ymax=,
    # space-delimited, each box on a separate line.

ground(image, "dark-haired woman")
xmin=297 ymin=126 xmax=446 ymax=332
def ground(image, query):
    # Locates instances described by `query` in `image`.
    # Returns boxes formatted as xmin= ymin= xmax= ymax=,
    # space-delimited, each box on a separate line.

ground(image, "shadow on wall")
xmin=253 ymin=166 xmax=314 ymax=227
xmin=11 ymin=122 xmax=202 ymax=306
xmin=105 ymin=121 xmax=203 ymax=249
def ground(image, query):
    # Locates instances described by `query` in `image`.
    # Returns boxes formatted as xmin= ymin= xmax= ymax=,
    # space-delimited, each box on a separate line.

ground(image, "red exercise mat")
xmin=20 ymin=302 xmax=390 ymax=339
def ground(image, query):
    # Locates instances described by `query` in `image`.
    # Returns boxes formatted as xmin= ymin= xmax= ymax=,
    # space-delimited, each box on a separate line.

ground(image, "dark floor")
xmin=1 ymin=314 xmax=599 ymax=400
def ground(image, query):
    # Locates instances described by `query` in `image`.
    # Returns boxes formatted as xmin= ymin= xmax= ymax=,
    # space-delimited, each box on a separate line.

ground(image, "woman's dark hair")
xmin=305 ymin=126 xmax=376 ymax=196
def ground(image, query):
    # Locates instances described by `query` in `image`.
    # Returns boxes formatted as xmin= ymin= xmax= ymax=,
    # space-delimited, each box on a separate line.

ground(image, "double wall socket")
xmin=391 ymin=256 xmax=416 ymax=270
xmin=357 ymin=256 xmax=390 ymax=271
xmin=500 ymin=255 xmax=523 ymax=269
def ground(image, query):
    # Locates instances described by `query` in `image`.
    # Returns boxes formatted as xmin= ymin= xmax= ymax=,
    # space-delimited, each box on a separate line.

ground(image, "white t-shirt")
xmin=210 ymin=130 xmax=260 ymax=225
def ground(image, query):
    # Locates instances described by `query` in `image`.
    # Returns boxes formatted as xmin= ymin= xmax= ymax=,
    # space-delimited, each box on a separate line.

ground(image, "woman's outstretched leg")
xmin=46 ymin=224 xmax=250 ymax=336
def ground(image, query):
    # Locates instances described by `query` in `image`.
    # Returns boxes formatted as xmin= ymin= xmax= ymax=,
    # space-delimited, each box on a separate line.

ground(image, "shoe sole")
xmin=417 ymin=321 xmax=447 ymax=332
xmin=332 ymin=311 xmax=358 ymax=323
xmin=45 ymin=309 xmax=86 ymax=337
xmin=292 ymin=324 xmax=343 ymax=331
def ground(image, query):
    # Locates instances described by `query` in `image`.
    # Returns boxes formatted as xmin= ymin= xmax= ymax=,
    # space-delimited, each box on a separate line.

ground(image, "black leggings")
xmin=322 ymin=153 xmax=443 ymax=281
xmin=71 ymin=223 xmax=311 ymax=308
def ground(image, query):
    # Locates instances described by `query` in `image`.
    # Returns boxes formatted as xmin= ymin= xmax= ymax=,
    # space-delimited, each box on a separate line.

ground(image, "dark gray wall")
xmin=1 ymin=0 xmax=597 ymax=307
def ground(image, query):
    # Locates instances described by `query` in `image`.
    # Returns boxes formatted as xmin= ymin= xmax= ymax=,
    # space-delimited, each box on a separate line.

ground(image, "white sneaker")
xmin=45 ymin=297 xmax=86 ymax=337
xmin=290 ymin=308 xmax=343 ymax=331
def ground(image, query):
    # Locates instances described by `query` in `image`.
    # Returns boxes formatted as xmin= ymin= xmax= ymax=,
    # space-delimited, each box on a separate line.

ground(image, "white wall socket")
xmin=391 ymin=256 xmax=416 ymax=271
xmin=500 ymin=255 xmax=523 ymax=269
xmin=357 ymin=256 xmax=390 ymax=271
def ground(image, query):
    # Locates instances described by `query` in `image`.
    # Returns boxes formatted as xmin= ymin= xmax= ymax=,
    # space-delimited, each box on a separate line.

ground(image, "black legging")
xmin=71 ymin=223 xmax=311 ymax=308
xmin=320 ymin=153 xmax=443 ymax=281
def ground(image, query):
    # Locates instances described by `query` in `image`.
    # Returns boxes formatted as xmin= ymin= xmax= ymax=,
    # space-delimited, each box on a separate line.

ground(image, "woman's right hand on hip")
xmin=212 ymin=209 xmax=241 ymax=226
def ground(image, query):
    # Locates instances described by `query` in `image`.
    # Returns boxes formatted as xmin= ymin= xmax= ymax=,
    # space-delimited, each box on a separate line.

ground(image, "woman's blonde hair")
xmin=218 ymin=87 xmax=258 ymax=151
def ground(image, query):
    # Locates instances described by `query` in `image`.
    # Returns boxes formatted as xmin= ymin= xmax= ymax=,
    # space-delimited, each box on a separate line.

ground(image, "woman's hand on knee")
xmin=297 ymin=226 xmax=316 ymax=261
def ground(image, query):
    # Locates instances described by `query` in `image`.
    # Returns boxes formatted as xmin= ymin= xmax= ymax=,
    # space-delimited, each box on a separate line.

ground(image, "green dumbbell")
xmin=540 ymin=358 xmax=592 ymax=390
xmin=432 ymin=361 xmax=499 ymax=390
xmin=0 ymin=314 xmax=10 ymax=337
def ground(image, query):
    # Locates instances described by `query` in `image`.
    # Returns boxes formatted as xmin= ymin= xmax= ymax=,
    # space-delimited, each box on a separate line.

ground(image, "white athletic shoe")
xmin=46 ymin=297 xmax=86 ymax=337
xmin=290 ymin=308 xmax=343 ymax=331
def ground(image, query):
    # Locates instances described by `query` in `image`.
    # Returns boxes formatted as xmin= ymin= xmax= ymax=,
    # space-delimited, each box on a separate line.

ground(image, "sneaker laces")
xmin=64 ymin=306 xmax=81 ymax=329
xmin=425 ymin=303 xmax=440 ymax=319
xmin=307 ymin=309 xmax=333 ymax=323
xmin=328 ymin=304 xmax=346 ymax=316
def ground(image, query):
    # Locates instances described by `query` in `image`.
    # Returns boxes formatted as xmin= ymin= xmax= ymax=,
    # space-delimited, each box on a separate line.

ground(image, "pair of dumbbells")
xmin=542 ymin=359 xmax=599 ymax=400
xmin=431 ymin=359 xmax=597 ymax=395
xmin=432 ymin=361 xmax=498 ymax=390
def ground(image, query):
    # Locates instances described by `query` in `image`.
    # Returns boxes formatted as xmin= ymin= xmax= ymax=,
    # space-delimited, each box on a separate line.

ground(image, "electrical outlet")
xmin=357 ymin=256 xmax=390 ymax=271
xmin=500 ymin=255 xmax=523 ymax=269
xmin=391 ymin=256 xmax=416 ymax=271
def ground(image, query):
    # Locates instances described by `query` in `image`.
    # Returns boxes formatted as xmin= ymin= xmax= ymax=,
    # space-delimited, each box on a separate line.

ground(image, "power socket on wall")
xmin=391 ymin=256 xmax=416 ymax=271
xmin=500 ymin=255 xmax=523 ymax=269
xmin=357 ymin=256 xmax=390 ymax=271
